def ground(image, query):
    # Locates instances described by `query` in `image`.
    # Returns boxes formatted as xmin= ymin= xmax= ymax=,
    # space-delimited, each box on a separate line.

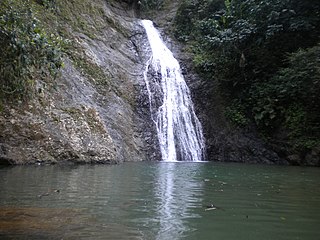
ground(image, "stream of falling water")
xmin=142 ymin=20 xmax=205 ymax=162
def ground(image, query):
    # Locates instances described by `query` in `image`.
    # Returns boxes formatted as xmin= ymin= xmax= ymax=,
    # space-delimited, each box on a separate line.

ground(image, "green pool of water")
xmin=0 ymin=162 xmax=319 ymax=239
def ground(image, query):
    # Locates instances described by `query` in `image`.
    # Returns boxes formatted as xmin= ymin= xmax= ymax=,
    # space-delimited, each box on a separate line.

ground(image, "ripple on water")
xmin=0 ymin=163 xmax=319 ymax=240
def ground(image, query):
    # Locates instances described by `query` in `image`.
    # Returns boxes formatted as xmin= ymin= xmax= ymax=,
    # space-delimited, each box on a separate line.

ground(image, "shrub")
xmin=140 ymin=0 xmax=164 ymax=11
xmin=0 ymin=0 xmax=64 ymax=100
xmin=224 ymin=101 xmax=248 ymax=127
xmin=174 ymin=0 xmax=320 ymax=150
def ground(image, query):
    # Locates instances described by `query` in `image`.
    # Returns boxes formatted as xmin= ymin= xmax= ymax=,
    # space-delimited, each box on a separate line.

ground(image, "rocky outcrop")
xmin=0 ymin=0 xmax=159 ymax=165
xmin=1 ymin=0 xmax=316 ymax=166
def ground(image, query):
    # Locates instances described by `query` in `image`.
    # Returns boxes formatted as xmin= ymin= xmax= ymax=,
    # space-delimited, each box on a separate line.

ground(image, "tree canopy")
xmin=174 ymin=0 xmax=320 ymax=154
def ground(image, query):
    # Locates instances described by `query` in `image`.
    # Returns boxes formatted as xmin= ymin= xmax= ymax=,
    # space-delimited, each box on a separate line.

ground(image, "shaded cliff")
xmin=146 ymin=0 xmax=290 ymax=165
xmin=149 ymin=0 xmax=319 ymax=166
xmin=0 ymin=0 xmax=159 ymax=165
xmin=1 ymin=0 xmax=317 ymax=166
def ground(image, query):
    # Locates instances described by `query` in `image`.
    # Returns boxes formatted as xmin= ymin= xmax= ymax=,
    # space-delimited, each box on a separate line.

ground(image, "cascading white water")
xmin=142 ymin=20 xmax=205 ymax=162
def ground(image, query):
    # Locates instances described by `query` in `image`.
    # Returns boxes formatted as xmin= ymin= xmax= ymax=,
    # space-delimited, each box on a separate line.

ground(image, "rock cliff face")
xmin=1 ymin=0 xmax=316 ymax=166
xmin=0 ymin=0 xmax=159 ymax=165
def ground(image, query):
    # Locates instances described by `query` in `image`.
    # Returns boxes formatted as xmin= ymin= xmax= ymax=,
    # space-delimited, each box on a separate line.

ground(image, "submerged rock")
xmin=0 ymin=207 xmax=94 ymax=238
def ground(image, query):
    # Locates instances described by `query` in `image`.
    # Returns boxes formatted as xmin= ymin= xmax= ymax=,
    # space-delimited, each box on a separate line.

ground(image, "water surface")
xmin=0 ymin=162 xmax=319 ymax=239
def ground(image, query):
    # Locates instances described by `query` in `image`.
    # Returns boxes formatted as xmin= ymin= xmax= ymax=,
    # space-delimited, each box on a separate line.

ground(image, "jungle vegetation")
xmin=0 ymin=0 xmax=64 ymax=100
xmin=174 ymin=0 xmax=320 ymax=153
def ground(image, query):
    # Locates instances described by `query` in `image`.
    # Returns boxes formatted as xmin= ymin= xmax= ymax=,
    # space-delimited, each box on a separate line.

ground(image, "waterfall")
xmin=141 ymin=20 xmax=205 ymax=162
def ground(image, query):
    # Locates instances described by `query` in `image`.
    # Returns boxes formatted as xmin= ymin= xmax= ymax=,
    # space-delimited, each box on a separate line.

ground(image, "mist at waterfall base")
xmin=141 ymin=20 xmax=205 ymax=162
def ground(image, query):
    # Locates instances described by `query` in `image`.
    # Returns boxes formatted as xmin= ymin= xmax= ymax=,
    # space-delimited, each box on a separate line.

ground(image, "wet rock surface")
xmin=1 ymin=0 xmax=316 ymax=165
xmin=149 ymin=1 xmax=290 ymax=165
xmin=155 ymin=0 xmax=319 ymax=166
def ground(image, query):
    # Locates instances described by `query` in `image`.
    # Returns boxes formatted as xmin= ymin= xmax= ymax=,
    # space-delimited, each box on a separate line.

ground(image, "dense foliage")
xmin=175 ymin=0 xmax=320 ymax=150
xmin=140 ymin=0 xmax=164 ymax=11
xmin=0 ymin=0 xmax=64 ymax=100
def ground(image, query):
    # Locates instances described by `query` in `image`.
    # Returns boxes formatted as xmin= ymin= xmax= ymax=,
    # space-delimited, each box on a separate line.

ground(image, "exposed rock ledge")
xmin=0 ymin=0 xmax=159 ymax=165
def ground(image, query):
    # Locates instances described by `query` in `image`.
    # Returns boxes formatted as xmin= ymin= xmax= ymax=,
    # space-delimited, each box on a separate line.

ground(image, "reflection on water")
xmin=156 ymin=163 xmax=178 ymax=239
xmin=155 ymin=163 xmax=203 ymax=240
xmin=0 ymin=163 xmax=319 ymax=240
